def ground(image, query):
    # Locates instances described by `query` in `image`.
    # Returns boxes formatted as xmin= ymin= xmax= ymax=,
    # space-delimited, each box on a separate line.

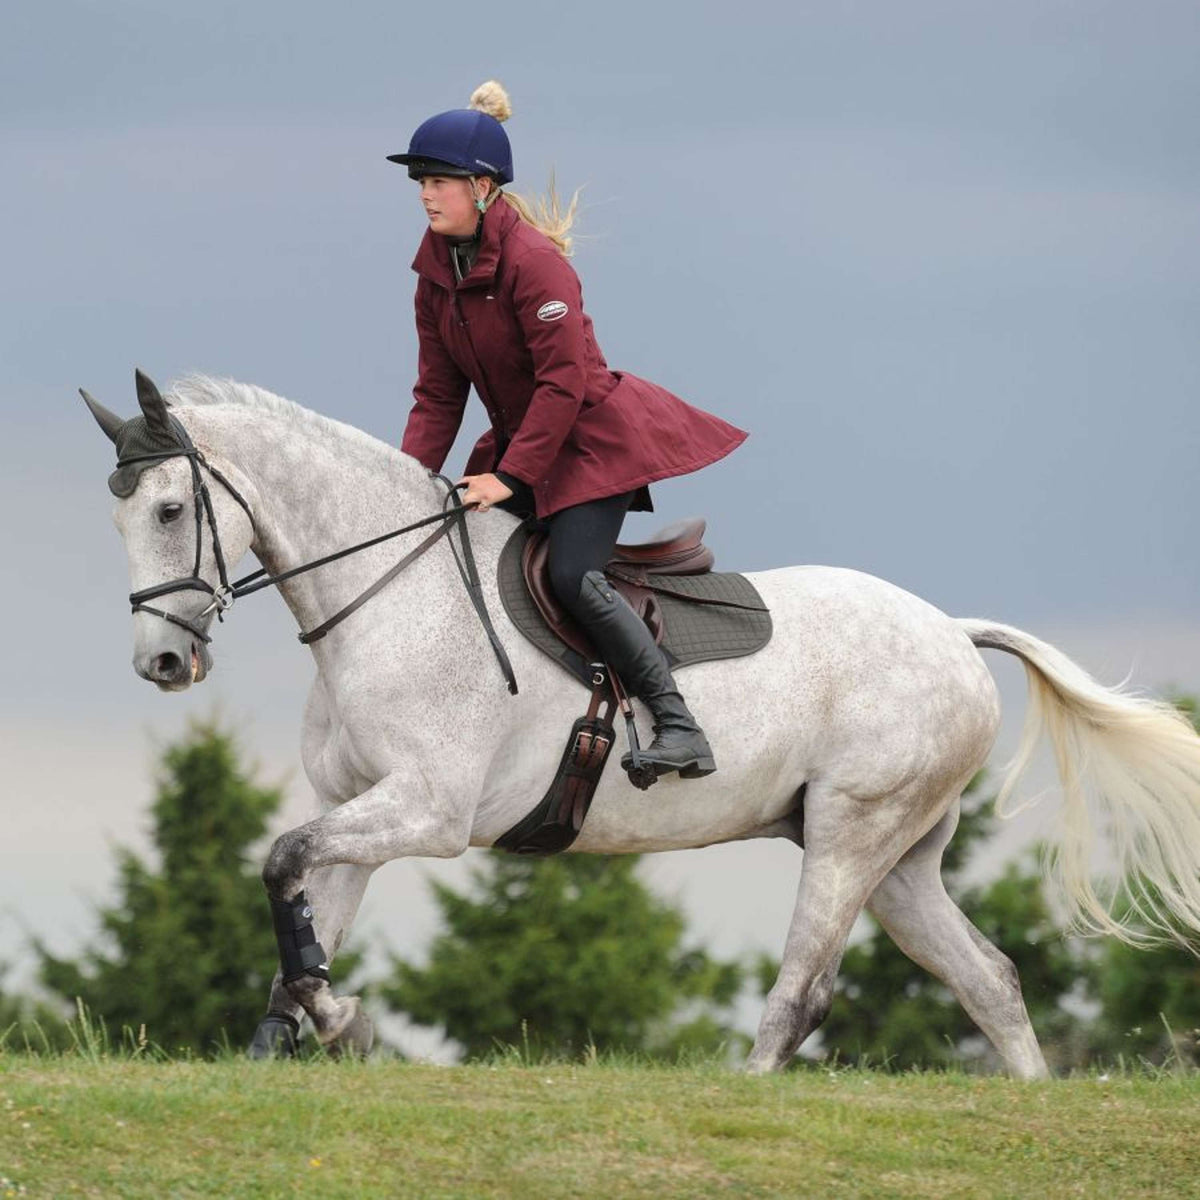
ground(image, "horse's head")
xmin=82 ymin=369 xmax=255 ymax=691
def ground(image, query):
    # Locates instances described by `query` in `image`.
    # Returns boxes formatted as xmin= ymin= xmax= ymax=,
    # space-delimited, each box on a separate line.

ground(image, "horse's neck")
xmin=183 ymin=405 xmax=444 ymax=634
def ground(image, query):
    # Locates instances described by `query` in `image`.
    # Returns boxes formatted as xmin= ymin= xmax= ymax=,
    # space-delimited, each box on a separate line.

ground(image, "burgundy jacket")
xmin=401 ymin=199 xmax=747 ymax=518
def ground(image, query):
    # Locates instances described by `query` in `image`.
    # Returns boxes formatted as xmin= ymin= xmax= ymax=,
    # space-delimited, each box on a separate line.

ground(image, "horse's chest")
xmin=301 ymin=686 xmax=382 ymax=805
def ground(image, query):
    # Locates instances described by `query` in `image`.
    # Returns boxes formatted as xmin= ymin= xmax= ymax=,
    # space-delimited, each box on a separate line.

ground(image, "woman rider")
xmin=390 ymin=82 xmax=746 ymax=780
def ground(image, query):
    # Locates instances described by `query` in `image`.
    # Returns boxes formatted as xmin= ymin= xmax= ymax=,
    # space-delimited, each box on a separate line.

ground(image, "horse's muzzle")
xmin=135 ymin=641 xmax=211 ymax=690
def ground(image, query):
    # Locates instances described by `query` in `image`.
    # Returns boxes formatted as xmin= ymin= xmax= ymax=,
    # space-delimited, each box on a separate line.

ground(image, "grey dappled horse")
xmin=83 ymin=372 xmax=1200 ymax=1077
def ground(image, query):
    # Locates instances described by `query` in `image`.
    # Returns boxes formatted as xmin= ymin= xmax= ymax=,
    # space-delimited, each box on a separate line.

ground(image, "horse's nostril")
xmin=153 ymin=652 xmax=184 ymax=679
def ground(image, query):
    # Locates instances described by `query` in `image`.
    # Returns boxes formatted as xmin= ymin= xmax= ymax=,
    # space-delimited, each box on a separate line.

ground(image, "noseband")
xmin=118 ymin=429 xmax=517 ymax=692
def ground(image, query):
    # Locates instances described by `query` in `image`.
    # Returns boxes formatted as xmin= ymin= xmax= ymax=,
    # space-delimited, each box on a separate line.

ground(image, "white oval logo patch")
xmin=537 ymin=300 xmax=569 ymax=322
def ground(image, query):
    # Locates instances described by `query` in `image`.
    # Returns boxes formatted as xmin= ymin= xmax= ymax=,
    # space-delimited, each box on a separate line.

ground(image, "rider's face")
xmin=418 ymin=175 xmax=484 ymax=238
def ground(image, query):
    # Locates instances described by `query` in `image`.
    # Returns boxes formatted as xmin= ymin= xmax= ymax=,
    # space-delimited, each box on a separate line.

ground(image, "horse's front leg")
xmin=257 ymin=771 xmax=473 ymax=1055
xmin=248 ymin=861 xmax=375 ymax=1058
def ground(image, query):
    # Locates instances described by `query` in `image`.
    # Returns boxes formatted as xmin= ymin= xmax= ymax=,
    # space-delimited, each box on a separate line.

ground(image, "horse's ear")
xmin=79 ymin=387 xmax=125 ymax=444
xmin=134 ymin=368 xmax=173 ymax=437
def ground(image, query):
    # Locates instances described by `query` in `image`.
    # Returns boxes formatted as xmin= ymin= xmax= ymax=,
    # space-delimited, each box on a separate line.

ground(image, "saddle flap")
xmin=521 ymin=532 xmax=662 ymax=663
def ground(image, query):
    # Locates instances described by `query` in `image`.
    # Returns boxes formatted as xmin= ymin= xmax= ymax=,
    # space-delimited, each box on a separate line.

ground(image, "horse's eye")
xmin=159 ymin=502 xmax=185 ymax=524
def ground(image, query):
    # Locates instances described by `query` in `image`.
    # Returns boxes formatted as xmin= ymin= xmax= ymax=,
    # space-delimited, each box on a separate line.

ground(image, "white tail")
xmin=961 ymin=619 xmax=1200 ymax=946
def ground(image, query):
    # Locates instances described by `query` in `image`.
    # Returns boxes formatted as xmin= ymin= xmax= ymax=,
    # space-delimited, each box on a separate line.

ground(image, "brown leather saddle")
xmin=520 ymin=516 xmax=715 ymax=662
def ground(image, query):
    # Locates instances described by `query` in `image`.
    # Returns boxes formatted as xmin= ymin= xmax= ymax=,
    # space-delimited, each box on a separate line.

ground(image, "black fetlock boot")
xmin=571 ymin=571 xmax=716 ymax=780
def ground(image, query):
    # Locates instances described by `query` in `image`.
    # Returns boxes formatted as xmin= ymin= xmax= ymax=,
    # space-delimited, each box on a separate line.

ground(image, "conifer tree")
xmin=36 ymin=720 xmax=290 ymax=1054
xmin=0 ymin=968 xmax=72 ymax=1052
xmin=380 ymin=853 xmax=743 ymax=1059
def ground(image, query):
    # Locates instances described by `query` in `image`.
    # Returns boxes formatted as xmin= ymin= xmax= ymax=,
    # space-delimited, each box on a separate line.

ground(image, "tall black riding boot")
xmin=571 ymin=570 xmax=716 ymax=779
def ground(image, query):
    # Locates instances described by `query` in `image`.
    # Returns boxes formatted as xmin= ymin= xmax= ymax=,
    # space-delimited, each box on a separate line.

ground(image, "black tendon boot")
xmin=572 ymin=571 xmax=716 ymax=779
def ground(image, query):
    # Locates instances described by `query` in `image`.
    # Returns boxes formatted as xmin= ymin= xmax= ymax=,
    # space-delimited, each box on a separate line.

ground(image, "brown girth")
xmin=493 ymin=666 xmax=619 ymax=855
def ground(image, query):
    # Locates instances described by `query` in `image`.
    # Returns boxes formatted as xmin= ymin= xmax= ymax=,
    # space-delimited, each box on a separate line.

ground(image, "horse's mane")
xmin=166 ymin=374 xmax=428 ymax=484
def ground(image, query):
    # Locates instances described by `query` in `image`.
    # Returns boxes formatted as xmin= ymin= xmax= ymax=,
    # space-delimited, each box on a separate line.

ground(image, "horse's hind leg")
xmin=746 ymin=785 xmax=940 ymax=1074
xmin=866 ymin=804 xmax=1050 ymax=1080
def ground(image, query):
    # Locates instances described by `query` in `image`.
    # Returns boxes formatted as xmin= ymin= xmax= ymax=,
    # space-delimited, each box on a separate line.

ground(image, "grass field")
xmin=2 ymin=1051 xmax=1199 ymax=1198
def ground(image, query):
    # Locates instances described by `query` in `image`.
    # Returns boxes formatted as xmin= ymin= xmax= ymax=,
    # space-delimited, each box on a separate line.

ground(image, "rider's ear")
xmin=135 ymin=368 xmax=173 ymax=438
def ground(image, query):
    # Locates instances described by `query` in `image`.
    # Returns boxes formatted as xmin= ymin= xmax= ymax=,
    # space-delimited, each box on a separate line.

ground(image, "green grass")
xmin=2 ymin=1051 xmax=1199 ymax=1198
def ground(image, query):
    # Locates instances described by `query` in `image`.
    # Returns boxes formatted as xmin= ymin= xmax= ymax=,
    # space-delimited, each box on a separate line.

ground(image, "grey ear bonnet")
xmin=107 ymin=412 xmax=192 ymax=497
xmin=80 ymin=370 xmax=193 ymax=497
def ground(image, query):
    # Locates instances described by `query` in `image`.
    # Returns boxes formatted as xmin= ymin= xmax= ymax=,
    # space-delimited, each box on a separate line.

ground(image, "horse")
xmin=80 ymin=370 xmax=1200 ymax=1077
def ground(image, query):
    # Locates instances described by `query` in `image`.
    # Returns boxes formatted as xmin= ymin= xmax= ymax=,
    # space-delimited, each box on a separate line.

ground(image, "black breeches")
xmin=545 ymin=491 xmax=635 ymax=616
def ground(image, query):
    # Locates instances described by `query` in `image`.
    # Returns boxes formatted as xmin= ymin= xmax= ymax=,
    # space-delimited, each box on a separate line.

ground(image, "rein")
xmin=121 ymin=436 xmax=518 ymax=694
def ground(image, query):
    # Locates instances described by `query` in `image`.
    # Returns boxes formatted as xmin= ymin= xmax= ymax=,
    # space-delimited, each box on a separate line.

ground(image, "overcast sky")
xmin=2 ymin=2 xmax=1197 ymax=1048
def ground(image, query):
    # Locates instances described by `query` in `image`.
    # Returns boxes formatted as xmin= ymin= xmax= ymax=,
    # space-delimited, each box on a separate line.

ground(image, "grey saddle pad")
xmin=497 ymin=523 xmax=773 ymax=684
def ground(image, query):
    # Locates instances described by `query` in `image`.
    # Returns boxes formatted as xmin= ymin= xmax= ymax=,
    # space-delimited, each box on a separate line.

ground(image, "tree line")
xmin=6 ymin=713 xmax=1198 ymax=1066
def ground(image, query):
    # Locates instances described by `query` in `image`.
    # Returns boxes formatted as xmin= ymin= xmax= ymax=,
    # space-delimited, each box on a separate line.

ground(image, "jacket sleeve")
xmin=495 ymin=248 xmax=588 ymax=485
xmin=400 ymin=279 xmax=471 ymax=472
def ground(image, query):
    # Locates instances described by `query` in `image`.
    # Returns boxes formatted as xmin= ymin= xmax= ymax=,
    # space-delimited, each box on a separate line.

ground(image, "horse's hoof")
xmin=742 ymin=1044 xmax=784 ymax=1075
xmin=247 ymin=1011 xmax=300 ymax=1059
xmin=323 ymin=996 xmax=374 ymax=1058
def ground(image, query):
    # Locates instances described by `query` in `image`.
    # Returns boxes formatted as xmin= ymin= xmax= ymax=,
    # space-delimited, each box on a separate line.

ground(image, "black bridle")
xmin=120 ymin=429 xmax=518 ymax=693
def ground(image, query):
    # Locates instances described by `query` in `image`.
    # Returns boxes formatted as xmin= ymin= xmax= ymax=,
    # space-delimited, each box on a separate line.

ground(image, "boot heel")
xmin=679 ymin=757 xmax=717 ymax=778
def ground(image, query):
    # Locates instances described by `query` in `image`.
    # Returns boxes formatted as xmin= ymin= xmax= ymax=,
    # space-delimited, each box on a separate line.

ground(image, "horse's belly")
xmin=566 ymin=761 xmax=800 ymax=854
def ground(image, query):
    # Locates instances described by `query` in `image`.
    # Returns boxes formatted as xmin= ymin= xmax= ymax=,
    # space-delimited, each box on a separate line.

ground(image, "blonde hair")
xmin=468 ymin=80 xmax=581 ymax=257
xmin=500 ymin=179 xmax=581 ymax=257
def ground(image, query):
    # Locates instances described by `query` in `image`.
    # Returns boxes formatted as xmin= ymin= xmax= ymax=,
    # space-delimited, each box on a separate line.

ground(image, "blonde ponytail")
xmin=466 ymin=80 xmax=580 ymax=257
xmin=500 ymin=177 xmax=581 ymax=257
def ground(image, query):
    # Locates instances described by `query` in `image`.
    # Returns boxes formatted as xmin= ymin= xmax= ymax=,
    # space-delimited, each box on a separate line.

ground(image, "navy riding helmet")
xmin=387 ymin=108 xmax=514 ymax=184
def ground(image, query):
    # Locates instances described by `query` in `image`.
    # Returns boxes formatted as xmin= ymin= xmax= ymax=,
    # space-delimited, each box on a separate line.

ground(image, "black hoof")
xmin=248 ymin=1011 xmax=300 ymax=1059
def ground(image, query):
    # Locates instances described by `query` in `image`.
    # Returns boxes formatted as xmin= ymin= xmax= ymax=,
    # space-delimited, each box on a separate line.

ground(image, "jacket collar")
xmin=411 ymin=198 xmax=520 ymax=290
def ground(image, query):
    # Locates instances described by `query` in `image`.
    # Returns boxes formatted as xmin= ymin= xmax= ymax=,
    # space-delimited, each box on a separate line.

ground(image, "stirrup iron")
xmin=611 ymin=670 xmax=657 ymax=791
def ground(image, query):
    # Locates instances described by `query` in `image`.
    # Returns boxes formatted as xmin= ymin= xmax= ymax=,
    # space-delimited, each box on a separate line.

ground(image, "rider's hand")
xmin=458 ymin=472 xmax=514 ymax=513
